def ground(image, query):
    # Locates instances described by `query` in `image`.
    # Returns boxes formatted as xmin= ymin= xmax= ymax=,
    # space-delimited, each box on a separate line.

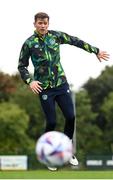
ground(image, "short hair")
xmin=34 ymin=12 xmax=49 ymax=22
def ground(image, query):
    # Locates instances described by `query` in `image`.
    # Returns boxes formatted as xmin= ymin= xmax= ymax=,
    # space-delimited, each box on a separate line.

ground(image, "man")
xmin=18 ymin=12 xmax=109 ymax=171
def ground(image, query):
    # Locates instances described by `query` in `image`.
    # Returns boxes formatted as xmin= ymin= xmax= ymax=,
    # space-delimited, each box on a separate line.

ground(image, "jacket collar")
xmin=34 ymin=30 xmax=49 ymax=39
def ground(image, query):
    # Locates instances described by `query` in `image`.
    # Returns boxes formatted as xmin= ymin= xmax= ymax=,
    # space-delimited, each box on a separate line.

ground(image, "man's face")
xmin=34 ymin=18 xmax=49 ymax=35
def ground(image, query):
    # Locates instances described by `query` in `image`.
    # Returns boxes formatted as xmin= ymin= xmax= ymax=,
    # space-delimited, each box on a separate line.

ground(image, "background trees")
xmin=0 ymin=65 xmax=113 ymax=160
xmin=83 ymin=66 xmax=113 ymax=129
xmin=0 ymin=72 xmax=15 ymax=102
xmin=0 ymin=102 xmax=34 ymax=154
xmin=100 ymin=92 xmax=113 ymax=154
xmin=76 ymin=89 xmax=104 ymax=162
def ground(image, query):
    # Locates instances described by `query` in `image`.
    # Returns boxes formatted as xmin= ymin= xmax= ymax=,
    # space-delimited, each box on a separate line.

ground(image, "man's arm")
xmin=57 ymin=31 xmax=109 ymax=61
xmin=57 ymin=31 xmax=99 ymax=54
xmin=18 ymin=42 xmax=43 ymax=94
xmin=18 ymin=42 xmax=32 ymax=84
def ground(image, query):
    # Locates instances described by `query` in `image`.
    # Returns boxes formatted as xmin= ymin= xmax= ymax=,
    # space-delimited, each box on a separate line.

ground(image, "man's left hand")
xmin=97 ymin=51 xmax=110 ymax=62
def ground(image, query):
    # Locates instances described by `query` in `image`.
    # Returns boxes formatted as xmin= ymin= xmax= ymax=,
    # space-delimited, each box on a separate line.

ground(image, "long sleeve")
xmin=18 ymin=42 xmax=33 ymax=84
xmin=57 ymin=31 xmax=99 ymax=55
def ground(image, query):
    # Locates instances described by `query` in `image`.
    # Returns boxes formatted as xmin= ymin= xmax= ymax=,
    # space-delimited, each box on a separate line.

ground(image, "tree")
xmin=0 ymin=71 xmax=16 ymax=102
xmin=83 ymin=66 xmax=113 ymax=111
xmin=100 ymin=92 xmax=113 ymax=153
xmin=0 ymin=102 xmax=34 ymax=154
xmin=83 ymin=66 xmax=113 ymax=129
xmin=76 ymin=90 xmax=106 ymax=161
xmin=10 ymin=82 xmax=45 ymax=140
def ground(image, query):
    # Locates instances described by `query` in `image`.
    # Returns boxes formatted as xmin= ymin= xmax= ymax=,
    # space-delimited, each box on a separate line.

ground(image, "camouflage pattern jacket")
xmin=18 ymin=30 xmax=99 ymax=89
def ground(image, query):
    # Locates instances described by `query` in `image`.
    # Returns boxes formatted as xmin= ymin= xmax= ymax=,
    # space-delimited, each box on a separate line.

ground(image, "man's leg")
xmin=39 ymin=91 xmax=58 ymax=171
xmin=55 ymin=91 xmax=75 ymax=139
xmin=39 ymin=91 xmax=56 ymax=132
xmin=55 ymin=88 xmax=78 ymax=166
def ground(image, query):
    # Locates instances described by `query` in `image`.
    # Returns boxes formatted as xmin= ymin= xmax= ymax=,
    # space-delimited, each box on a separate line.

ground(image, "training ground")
xmin=0 ymin=170 xmax=113 ymax=179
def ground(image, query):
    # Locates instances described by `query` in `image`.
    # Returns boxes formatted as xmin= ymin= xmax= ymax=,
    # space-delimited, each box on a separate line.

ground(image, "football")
xmin=36 ymin=131 xmax=73 ymax=167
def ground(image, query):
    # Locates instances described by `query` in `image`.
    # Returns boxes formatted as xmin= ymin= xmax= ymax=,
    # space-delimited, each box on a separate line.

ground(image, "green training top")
xmin=18 ymin=30 xmax=99 ymax=89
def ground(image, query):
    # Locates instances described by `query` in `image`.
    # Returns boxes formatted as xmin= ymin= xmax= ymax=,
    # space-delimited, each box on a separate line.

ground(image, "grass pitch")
xmin=0 ymin=169 xmax=113 ymax=179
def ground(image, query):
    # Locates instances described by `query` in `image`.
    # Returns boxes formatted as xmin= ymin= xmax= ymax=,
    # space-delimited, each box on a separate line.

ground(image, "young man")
xmin=18 ymin=12 xmax=109 ymax=171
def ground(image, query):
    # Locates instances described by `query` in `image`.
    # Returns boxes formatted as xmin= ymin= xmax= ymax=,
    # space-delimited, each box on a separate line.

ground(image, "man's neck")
xmin=35 ymin=30 xmax=48 ymax=38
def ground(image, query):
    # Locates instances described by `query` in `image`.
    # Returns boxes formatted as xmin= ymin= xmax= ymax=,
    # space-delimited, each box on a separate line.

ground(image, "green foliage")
xmin=100 ymin=92 xmax=113 ymax=153
xmin=76 ymin=90 xmax=106 ymax=160
xmin=83 ymin=66 xmax=113 ymax=111
xmin=10 ymin=83 xmax=45 ymax=140
xmin=0 ymin=102 xmax=34 ymax=154
xmin=83 ymin=66 xmax=113 ymax=130
xmin=0 ymin=71 xmax=16 ymax=101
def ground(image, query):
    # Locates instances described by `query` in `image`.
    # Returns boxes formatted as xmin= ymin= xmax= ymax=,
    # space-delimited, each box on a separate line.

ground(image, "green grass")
xmin=0 ymin=170 xmax=113 ymax=179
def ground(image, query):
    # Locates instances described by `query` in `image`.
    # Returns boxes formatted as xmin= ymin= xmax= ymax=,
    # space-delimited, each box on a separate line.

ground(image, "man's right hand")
xmin=29 ymin=81 xmax=43 ymax=94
